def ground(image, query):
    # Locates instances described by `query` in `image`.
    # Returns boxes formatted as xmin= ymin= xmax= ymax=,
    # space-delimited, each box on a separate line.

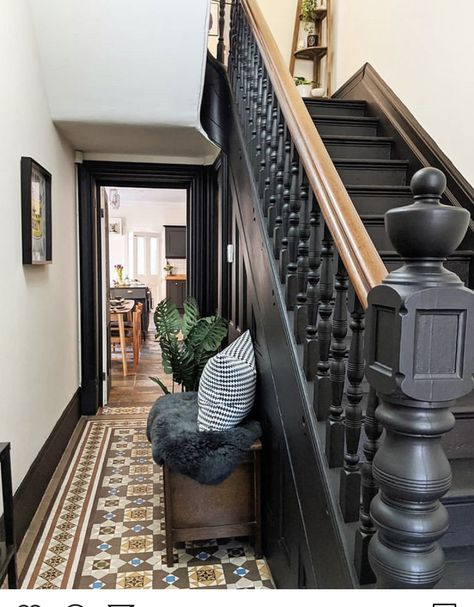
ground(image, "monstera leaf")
xmin=154 ymin=298 xmax=181 ymax=341
xmin=181 ymin=297 xmax=200 ymax=338
xmin=152 ymin=297 xmax=228 ymax=394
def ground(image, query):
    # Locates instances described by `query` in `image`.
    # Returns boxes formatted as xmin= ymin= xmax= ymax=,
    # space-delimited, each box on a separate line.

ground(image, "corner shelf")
xmin=290 ymin=0 xmax=332 ymax=97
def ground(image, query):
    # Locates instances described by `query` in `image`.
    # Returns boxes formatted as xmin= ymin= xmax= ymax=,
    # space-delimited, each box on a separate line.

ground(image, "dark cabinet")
xmin=164 ymin=225 xmax=186 ymax=259
xmin=166 ymin=279 xmax=186 ymax=312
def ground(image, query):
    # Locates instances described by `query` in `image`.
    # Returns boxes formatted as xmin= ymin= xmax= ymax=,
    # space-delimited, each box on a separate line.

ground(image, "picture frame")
xmin=21 ymin=157 xmax=52 ymax=265
xmin=109 ymin=217 xmax=123 ymax=235
xmin=209 ymin=1 xmax=219 ymax=37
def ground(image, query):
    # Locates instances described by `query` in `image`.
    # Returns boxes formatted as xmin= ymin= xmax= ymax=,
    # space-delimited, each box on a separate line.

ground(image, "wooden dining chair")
xmin=111 ymin=303 xmax=143 ymax=372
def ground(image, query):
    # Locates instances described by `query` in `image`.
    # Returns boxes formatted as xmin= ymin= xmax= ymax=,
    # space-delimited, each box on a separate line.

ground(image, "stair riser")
xmin=325 ymin=141 xmax=392 ymax=160
xmin=315 ymin=121 xmax=378 ymax=137
xmin=362 ymin=223 xmax=393 ymax=250
xmin=443 ymin=416 xmax=474 ymax=459
xmin=441 ymin=501 xmax=474 ymax=548
xmin=348 ymin=192 xmax=413 ymax=214
xmin=305 ymin=102 xmax=366 ymax=117
xmin=336 ymin=165 xmax=407 ymax=186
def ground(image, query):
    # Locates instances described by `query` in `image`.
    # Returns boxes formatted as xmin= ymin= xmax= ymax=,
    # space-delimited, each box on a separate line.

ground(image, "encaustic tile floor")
xmin=21 ymin=335 xmax=273 ymax=589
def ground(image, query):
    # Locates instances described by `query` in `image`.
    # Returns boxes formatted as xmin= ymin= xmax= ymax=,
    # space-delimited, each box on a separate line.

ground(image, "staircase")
xmin=204 ymin=0 xmax=474 ymax=589
xmin=306 ymin=97 xmax=474 ymax=586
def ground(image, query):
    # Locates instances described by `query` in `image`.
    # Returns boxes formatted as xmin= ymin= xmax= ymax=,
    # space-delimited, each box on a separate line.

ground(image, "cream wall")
xmin=0 ymin=0 xmax=79 ymax=490
xmin=332 ymin=0 xmax=474 ymax=186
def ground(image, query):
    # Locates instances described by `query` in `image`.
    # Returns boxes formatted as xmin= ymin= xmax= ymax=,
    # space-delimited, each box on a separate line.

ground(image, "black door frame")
xmin=77 ymin=160 xmax=218 ymax=415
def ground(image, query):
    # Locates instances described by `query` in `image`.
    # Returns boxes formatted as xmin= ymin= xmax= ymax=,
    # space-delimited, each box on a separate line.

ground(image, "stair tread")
xmin=304 ymin=98 xmax=366 ymax=105
xmin=333 ymin=158 xmax=409 ymax=166
xmin=313 ymin=115 xmax=378 ymax=123
xmin=322 ymin=135 xmax=393 ymax=143
xmin=346 ymin=185 xmax=411 ymax=192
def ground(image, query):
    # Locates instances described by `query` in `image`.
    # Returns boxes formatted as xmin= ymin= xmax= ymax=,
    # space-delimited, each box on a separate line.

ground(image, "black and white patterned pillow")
xmin=197 ymin=330 xmax=256 ymax=432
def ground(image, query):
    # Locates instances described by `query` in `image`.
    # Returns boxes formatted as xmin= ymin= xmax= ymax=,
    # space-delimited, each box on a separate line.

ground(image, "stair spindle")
xmin=354 ymin=387 xmax=381 ymax=585
xmin=325 ymin=256 xmax=348 ymax=468
xmin=278 ymin=142 xmax=295 ymax=283
xmin=273 ymin=127 xmax=291 ymax=259
xmin=303 ymin=198 xmax=322 ymax=380
xmin=313 ymin=224 xmax=334 ymax=421
xmin=294 ymin=176 xmax=311 ymax=343
xmin=268 ymin=120 xmax=285 ymax=236
xmin=285 ymin=157 xmax=302 ymax=310
xmin=339 ymin=289 xmax=365 ymax=521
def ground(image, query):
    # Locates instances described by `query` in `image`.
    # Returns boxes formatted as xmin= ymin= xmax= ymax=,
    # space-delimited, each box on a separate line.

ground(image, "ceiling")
xmin=28 ymin=0 xmax=217 ymax=161
xmin=104 ymin=187 xmax=187 ymax=206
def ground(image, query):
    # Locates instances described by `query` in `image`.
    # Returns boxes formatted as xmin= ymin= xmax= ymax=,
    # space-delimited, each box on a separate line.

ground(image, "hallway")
xmin=20 ymin=337 xmax=273 ymax=589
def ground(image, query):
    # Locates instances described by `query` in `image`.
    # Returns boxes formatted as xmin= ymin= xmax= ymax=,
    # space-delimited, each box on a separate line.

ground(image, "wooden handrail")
xmin=239 ymin=0 xmax=388 ymax=308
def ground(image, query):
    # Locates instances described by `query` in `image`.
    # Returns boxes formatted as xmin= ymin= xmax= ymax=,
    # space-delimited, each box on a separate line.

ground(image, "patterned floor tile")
xmin=22 ymin=339 xmax=273 ymax=589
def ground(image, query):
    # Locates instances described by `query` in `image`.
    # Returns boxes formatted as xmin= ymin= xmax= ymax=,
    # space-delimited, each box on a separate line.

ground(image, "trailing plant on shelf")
xmin=300 ymin=0 xmax=319 ymax=31
xmin=294 ymin=76 xmax=314 ymax=86
xmin=150 ymin=296 xmax=228 ymax=394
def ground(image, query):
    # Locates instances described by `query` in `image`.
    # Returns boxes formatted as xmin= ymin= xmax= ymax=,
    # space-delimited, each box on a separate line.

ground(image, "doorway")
xmin=77 ymin=161 xmax=218 ymax=415
xmin=101 ymin=186 xmax=187 ymax=400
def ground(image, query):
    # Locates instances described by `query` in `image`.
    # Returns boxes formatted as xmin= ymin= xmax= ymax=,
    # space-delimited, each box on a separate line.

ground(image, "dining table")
xmin=110 ymin=299 xmax=135 ymax=376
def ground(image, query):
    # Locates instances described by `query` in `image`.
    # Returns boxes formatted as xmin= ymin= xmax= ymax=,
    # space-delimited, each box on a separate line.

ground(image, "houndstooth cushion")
xmin=197 ymin=330 xmax=257 ymax=431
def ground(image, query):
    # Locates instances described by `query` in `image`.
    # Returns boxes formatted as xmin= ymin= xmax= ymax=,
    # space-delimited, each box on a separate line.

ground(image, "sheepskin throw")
xmin=197 ymin=330 xmax=257 ymax=431
xmin=146 ymin=392 xmax=262 ymax=485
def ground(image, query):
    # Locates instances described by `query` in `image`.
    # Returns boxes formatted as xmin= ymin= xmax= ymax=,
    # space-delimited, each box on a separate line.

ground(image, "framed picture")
xmin=109 ymin=217 xmax=123 ymax=235
xmin=209 ymin=1 xmax=219 ymax=36
xmin=21 ymin=157 xmax=52 ymax=265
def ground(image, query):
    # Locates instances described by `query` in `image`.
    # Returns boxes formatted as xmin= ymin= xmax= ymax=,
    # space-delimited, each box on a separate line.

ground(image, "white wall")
xmin=331 ymin=0 xmax=474 ymax=186
xmin=0 ymin=0 xmax=79 ymax=491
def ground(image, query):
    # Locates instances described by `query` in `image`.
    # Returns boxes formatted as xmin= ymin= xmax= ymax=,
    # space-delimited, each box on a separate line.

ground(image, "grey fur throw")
xmin=146 ymin=392 xmax=262 ymax=485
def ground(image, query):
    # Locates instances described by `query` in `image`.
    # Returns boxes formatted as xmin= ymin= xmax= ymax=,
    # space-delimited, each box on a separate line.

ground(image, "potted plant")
xmin=151 ymin=297 xmax=228 ymax=394
xmin=163 ymin=260 xmax=174 ymax=276
xmin=294 ymin=76 xmax=314 ymax=98
xmin=300 ymin=0 xmax=319 ymax=46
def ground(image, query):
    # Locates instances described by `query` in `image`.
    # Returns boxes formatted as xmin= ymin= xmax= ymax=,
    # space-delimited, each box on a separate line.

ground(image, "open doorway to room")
xmin=77 ymin=161 xmax=218 ymax=416
xmin=102 ymin=186 xmax=187 ymax=400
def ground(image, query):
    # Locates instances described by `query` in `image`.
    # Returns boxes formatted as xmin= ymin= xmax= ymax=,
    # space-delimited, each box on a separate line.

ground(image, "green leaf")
xmin=187 ymin=317 xmax=228 ymax=352
xmin=182 ymin=297 xmax=200 ymax=338
xmin=154 ymin=298 xmax=181 ymax=340
xmin=149 ymin=376 xmax=170 ymax=395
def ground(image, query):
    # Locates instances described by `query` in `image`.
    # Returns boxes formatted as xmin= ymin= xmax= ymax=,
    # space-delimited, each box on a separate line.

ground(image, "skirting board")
xmin=12 ymin=388 xmax=81 ymax=546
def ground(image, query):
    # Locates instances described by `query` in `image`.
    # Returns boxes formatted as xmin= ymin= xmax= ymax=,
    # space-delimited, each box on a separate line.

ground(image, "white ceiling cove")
xmin=28 ymin=0 xmax=217 ymax=160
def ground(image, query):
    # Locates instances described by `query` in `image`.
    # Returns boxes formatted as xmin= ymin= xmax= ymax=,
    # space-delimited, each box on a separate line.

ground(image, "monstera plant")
xmin=151 ymin=297 xmax=228 ymax=394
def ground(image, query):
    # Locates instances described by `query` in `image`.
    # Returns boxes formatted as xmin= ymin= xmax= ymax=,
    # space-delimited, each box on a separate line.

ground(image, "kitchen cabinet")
xmin=166 ymin=278 xmax=186 ymax=312
xmin=164 ymin=225 xmax=186 ymax=259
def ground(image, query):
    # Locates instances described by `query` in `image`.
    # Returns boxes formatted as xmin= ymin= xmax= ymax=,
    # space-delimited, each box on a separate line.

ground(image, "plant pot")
xmin=296 ymin=84 xmax=313 ymax=98
xmin=307 ymin=33 xmax=318 ymax=47
xmin=311 ymin=87 xmax=326 ymax=98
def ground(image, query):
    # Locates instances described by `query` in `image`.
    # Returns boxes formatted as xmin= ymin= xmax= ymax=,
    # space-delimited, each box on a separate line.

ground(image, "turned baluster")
xmin=303 ymin=199 xmax=322 ymax=380
xmin=244 ymin=37 xmax=256 ymax=141
xmin=313 ymin=224 xmax=334 ymax=421
xmin=261 ymin=90 xmax=275 ymax=207
xmin=273 ymin=128 xmax=291 ymax=259
xmin=263 ymin=104 xmax=279 ymax=218
xmin=278 ymin=143 xmax=295 ymax=282
xmin=255 ymin=70 xmax=267 ymax=184
xmin=294 ymin=176 xmax=311 ymax=343
xmin=248 ymin=40 xmax=259 ymax=148
xmin=251 ymin=58 xmax=263 ymax=166
xmin=285 ymin=159 xmax=302 ymax=310
xmin=339 ymin=289 xmax=365 ymax=522
xmin=366 ymin=168 xmax=474 ymax=588
xmin=217 ymin=0 xmax=227 ymax=63
xmin=325 ymin=256 xmax=348 ymax=468
xmin=354 ymin=387 xmax=381 ymax=585
xmin=268 ymin=120 xmax=284 ymax=236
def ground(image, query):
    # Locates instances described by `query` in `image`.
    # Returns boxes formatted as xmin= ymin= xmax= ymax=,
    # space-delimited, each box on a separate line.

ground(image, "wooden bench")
xmin=163 ymin=439 xmax=262 ymax=567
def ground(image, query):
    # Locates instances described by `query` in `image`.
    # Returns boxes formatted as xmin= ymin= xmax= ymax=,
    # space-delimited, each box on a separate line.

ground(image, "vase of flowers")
xmin=300 ymin=0 xmax=319 ymax=35
xmin=163 ymin=260 xmax=174 ymax=276
xmin=114 ymin=264 xmax=124 ymax=285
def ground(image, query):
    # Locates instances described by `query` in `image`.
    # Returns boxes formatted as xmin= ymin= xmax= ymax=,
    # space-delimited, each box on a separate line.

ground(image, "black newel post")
xmin=365 ymin=167 xmax=474 ymax=588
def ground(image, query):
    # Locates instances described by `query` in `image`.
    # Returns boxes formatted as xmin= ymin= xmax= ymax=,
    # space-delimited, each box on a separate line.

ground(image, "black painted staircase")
xmin=305 ymin=96 xmax=474 ymax=586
